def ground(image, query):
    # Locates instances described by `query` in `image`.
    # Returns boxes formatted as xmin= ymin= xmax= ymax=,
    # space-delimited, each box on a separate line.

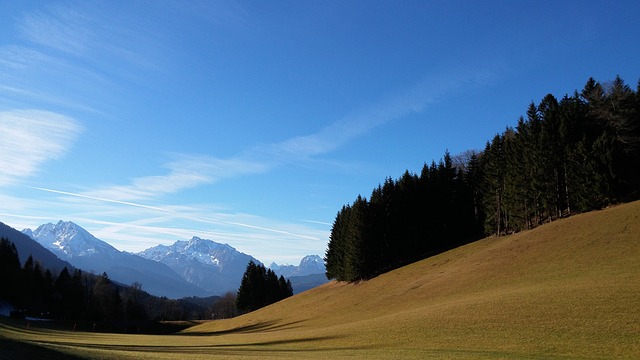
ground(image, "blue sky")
xmin=1 ymin=1 xmax=639 ymax=265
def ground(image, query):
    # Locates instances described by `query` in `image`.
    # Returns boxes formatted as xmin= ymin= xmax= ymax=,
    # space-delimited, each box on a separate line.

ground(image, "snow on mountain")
xmin=270 ymin=255 xmax=326 ymax=277
xmin=269 ymin=255 xmax=328 ymax=294
xmin=0 ymin=221 xmax=72 ymax=272
xmin=20 ymin=221 xmax=328 ymax=297
xmin=23 ymin=221 xmax=118 ymax=260
xmin=138 ymin=236 xmax=259 ymax=295
xmin=22 ymin=221 xmax=210 ymax=299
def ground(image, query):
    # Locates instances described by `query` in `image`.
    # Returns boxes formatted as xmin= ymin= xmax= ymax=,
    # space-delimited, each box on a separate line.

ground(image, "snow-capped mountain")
xmin=0 ymin=221 xmax=72 ymax=272
xmin=269 ymin=255 xmax=328 ymax=294
xmin=23 ymin=221 xmax=210 ymax=299
xmin=270 ymin=255 xmax=326 ymax=277
xmin=138 ymin=236 xmax=259 ymax=294
xmin=23 ymin=221 xmax=119 ymax=260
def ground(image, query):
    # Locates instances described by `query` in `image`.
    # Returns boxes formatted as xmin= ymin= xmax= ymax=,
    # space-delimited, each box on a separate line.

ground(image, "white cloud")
xmin=1 ymin=66 xmax=501 ymax=263
xmin=15 ymin=3 xmax=164 ymax=87
xmin=256 ymin=68 xmax=488 ymax=163
xmin=83 ymin=154 xmax=268 ymax=202
xmin=20 ymin=6 xmax=94 ymax=56
xmin=32 ymin=186 xmax=325 ymax=242
xmin=9 ymin=186 xmax=329 ymax=262
xmin=0 ymin=109 xmax=82 ymax=186
xmin=76 ymin=66 xmax=498 ymax=203
xmin=81 ymin=213 xmax=329 ymax=256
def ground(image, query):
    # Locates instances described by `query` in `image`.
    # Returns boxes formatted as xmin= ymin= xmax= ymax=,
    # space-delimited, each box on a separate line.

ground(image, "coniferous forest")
xmin=326 ymin=76 xmax=640 ymax=282
xmin=0 ymin=237 xmax=229 ymax=327
xmin=236 ymin=261 xmax=293 ymax=313
xmin=0 ymin=238 xmax=293 ymax=323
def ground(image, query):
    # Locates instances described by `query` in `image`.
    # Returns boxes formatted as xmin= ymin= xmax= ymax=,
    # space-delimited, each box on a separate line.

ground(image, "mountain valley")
xmin=16 ymin=221 xmax=327 ymax=298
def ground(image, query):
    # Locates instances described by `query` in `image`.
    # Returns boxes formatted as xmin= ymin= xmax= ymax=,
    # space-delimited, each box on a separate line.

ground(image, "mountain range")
xmin=137 ymin=237 xmax=259 ymax=294
xmin=17 ymin=220 xmax=327 ymax=298
xmin=270 ymin=255 xmax=326 ymax=277
xmin=22 ymin=221 xmax=209 ymax=299
xmin=270 ymin=255 xmax=329 ymax=294
xmin=0 ymin=222 xmax=73 ymax=272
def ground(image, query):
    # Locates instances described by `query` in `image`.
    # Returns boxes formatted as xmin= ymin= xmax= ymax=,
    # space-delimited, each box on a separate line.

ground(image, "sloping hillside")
xmin=2 ymin=202 xmax=637 ymax=360
xmin=184 ymin=201 xmax=640 ymax=359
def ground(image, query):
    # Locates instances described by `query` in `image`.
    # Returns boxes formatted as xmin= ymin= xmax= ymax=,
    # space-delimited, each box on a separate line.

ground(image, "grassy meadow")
xmin=2 ymin=201 xmax=639 ymax=359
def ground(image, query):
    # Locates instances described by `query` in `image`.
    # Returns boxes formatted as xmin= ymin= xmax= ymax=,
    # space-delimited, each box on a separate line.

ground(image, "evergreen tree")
xmin=0 ymin=238 xmax=23 ymax=305
xmin=325 ymin=75 xmax=640 ymax=283
xmin=344 ymin=195 xmax=367 ymax=280
xmin=325 ymin=207 xmax=347 ymax=281
xmin=22 ymin=259 xmax=50 ymax=316
xmin=92 ymin=272 xmax=121 ymax=320
xmin=481 ymin=135 xmax=506 ymax=234
xmin=539 ymin=94 xmax=567 ymax=219
xmin=278 ymin=276 xmax=293 ymax=299
xmin=265 ymin=268 xmax=280 ymax=304
xmin=464 ymin=151 xmax=485 ymax=234
xmin=236 ymin=261 xmax=292 ymax=313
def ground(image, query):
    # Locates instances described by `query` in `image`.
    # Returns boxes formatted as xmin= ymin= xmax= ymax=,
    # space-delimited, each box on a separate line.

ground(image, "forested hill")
xmin=326 ymin=75 xmax=640 ymax=282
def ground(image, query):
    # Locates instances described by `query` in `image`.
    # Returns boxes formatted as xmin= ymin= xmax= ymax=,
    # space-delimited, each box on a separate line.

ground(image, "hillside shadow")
xmin=184 ymin=319 xmax=308 ymax=336
xmin=0 ymin=337 xmax=88 ymax=360
xmin=40 ymin=335 xmax=375 ymax=356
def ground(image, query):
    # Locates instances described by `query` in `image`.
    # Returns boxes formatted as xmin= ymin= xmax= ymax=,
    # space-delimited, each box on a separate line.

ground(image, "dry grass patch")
xmin=2 ymin=201 xmax=639 ymax=359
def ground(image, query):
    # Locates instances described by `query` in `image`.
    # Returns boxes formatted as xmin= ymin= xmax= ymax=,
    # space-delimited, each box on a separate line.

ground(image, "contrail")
xmin=29 ymin=186 xmax=321 ymax=241
xmin=30 ymin=186 xmax=176 ymax=213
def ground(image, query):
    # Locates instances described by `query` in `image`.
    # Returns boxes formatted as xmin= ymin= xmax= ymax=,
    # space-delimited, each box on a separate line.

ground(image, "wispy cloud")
xmin=11 ymin=3 xmax=165 ymax=96
xmin=172 ymin=0 xmax=253 ymax=33
xmin=30 ymin=186 xmax=175 ymax=213
xmin=20 ymin=6 xmax=95 ymax=56
xmin=260 ymin=86 xmax=434 ymax=161
xmin=30 ymin=185 xmax=324 ymax=239
xmin=257 ymin=66 xmax=499 ymax=163
xmin=0 ymin=42 xmax=116 ymax=116
xmin=0 ymin=110 xmax=82 ymax=186
xmin=80 ymin=65 xmax=501 ymax=203
xmin=15 ymin=185 xmax=329 ymax=262
xmin=3 ymin=65 xmax=501 ymax=263
xmin=83 ymin=154 xmax=268 ymax=202
xmin=78 ymin=91 xmax=423 ymax=202
xmin=0 ymin=84 xmax=103 ymax=115
xmin=19 ymin=4 xmax=155 ymax=67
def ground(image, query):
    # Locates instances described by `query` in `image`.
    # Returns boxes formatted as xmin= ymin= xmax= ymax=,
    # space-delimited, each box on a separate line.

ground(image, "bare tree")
xmin=212 ymin=292 xmax=239 ymax=319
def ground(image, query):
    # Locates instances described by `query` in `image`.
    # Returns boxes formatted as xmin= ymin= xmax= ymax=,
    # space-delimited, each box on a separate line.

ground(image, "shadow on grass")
xmin=0 ymin=337 xmax=88 ymax=360
xmin=34 ymin=335 xmax=367 ymax=355
xmin=1 ymin=317 xmax=196 ymax=335
xmin=184 ymin=319 xmax=308 ymax=336
xmin=2 ymin=317 xmax=372 ymax=357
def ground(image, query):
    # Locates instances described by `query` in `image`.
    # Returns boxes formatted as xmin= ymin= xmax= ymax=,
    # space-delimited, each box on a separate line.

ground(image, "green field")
xmin=2 ymin=201 xmax=639 ymax=359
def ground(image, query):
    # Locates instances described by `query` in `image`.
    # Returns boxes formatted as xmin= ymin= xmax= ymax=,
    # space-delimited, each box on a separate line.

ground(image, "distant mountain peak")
xmin=0 ymin=221 xmax=72 ymax=272
xmin=137 ymin=237 xmax=259 ymax=294
xmin=270 ymin=254 xmax=326 ymax=278
xmin=300 ymin=254 xmax=323 ymax=266
xmin=22 ymin=221 xmax=210 ymax=298
xmin=23 ymin=220 xmax=117 ymax=260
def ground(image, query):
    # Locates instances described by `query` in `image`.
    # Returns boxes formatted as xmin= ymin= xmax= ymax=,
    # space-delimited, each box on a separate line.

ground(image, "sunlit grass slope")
xmin=2 ymin=201 xmax=639 ymax=359
xmin=185 ymin=201 xmax=640 ymax=358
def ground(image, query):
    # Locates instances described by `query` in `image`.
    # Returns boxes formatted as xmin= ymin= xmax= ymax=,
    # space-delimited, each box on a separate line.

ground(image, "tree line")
xmin=325 ymin=76 xmax=640 ymax=282
xmin=1 ymin=237 xmax=295 ymax=322
xmin=0 ymin=237 xmax=228 ymax=324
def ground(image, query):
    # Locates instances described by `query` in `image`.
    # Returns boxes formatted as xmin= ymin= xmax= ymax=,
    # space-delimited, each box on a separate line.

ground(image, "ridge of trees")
xmin=236 ymin=261 xmax=293 ymax=313
xmin=325 ymin=76 xmax=640 ymax=282
xmin=0 ymin=237 xmax=232 ymax=325
xmin=1 ymin=235 xmax=295 ymax=322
